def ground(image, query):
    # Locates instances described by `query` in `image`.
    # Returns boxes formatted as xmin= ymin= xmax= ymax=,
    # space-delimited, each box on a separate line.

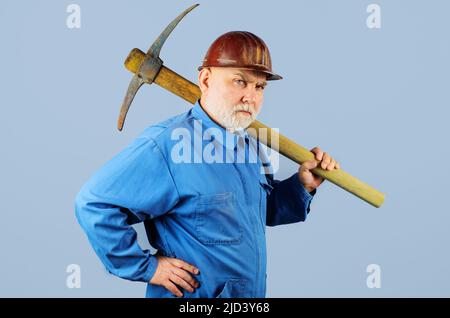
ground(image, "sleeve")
xmin=265 ymin=173 xmax=316 ymax=227
xmin=74 ymin=136 xmax=180 ymax=282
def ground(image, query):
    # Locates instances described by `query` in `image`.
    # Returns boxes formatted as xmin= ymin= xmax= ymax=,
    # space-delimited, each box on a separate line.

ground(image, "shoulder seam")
xmin=142 ymin=111 xmax=194 ymax=141
xmin=144 ymin=137 xmax=181 ymax=205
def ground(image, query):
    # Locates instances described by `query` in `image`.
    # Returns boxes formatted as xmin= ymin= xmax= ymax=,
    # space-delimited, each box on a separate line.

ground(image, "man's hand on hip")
xmin=298 ymin=146 xmax=340 ymax=193
xmin=149 ymin=255 xmax=200 ymax=297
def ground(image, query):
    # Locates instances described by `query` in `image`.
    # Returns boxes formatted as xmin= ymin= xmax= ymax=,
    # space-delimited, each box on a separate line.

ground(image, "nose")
xmin=242 ymin=86 xmax=257 ymax=104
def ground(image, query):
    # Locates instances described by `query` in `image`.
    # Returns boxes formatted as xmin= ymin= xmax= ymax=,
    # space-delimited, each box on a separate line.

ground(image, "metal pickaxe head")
xmin=117 ymin=3 xmax=199 ymax=131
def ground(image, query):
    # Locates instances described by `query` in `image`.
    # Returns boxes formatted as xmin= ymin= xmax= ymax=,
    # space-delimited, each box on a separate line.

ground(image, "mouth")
xmin=236 ymin=110 xmax=252 ymax=116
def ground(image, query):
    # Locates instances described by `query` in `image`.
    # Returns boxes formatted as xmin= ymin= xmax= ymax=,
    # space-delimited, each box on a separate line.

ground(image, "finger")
xmin=300 ymin=160 xmax=318 ymax=172
xmin=173 ymin=267 xmax=199 ymax=288
xmin=164 ymin=280 xmax=183 ymax=297
xmin=335 ymin=162 xmax=340 ymax=169
xmin=170 ymin=273 xmax=195 ymax=293
xmin=169 ymin=259 xmax=200 ymax=275
xmin=327 ymin=158 xmax=336 ymax=171
xmin=321 ymin=152 xmax=331 ymax=169
xmin=310 ymin=147 xmax=323 ymax=161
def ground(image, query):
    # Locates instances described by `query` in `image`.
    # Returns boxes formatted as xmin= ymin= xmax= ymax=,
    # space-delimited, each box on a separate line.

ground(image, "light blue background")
xmin=1 ymin=0 xmax=449 ymax=297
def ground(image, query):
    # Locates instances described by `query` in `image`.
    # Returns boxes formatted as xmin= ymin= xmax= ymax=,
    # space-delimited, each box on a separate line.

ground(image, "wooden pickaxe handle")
xmin=124 ymin=48 xmax=385 ymax=208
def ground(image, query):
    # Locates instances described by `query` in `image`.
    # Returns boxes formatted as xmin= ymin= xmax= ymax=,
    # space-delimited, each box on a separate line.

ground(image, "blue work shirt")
xmin=75 ymin=100 xmax=315 ymax=298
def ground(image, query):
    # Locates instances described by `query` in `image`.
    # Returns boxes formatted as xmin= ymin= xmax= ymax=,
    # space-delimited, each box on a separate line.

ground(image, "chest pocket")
xmin=194 ymin=192 xmax=242 ymax=245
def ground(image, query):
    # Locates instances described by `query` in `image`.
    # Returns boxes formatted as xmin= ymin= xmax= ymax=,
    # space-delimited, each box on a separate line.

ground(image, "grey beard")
xmin=218 ymin=104 xmax=259 ymax=133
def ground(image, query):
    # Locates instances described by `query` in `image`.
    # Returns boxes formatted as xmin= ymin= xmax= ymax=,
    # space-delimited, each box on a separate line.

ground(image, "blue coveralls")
xmin=75 ymin=101 xmax=315 ymax=298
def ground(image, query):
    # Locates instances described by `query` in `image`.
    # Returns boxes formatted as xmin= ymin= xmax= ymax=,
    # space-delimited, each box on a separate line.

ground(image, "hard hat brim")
xmin=198 ymin=65 xmax=283 ymax=81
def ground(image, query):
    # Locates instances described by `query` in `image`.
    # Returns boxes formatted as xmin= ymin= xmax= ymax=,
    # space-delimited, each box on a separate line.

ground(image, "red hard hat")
xmin=198 ymin=31 xmax=282 ymax=81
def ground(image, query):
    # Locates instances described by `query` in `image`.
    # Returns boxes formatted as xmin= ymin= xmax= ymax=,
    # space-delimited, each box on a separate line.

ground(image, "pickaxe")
xmin=118 ymin=4 xmax=385 ymax=208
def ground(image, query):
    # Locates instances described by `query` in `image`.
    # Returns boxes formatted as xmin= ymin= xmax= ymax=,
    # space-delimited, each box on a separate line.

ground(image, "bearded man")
xmin=75 ymin=31 xmax=339 ymax=298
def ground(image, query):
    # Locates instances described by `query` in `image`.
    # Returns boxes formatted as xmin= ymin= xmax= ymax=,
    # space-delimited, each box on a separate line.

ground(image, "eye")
xmin=234 ymin=79 xmax=246 ymax=87
xmin=256 ymin=85 xmax=265 ymax=91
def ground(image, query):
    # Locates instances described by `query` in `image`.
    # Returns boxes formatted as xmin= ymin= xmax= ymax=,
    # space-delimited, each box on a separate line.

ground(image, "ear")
xmin=198 ymin=67 xmax=212 ymax=95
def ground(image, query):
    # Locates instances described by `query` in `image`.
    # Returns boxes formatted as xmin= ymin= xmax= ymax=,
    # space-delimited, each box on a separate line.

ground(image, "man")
xmin=75 ymin=31 xmax=339 ymax=298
